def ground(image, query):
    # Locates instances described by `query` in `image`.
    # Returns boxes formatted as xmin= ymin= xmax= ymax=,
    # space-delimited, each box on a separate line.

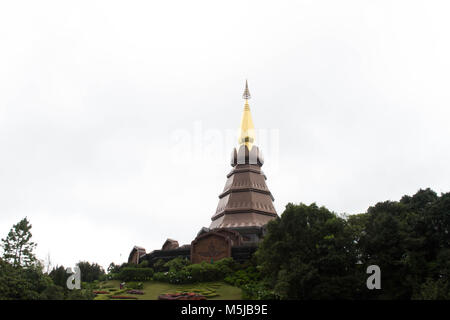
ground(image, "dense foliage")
xmin=255 ymin=188 xmax=450 ymax=300
xmin=256 ymin=203 xmax=363 ymax=299
xmin=151 ymin=257 xmax=236 ymax=284
xmin=1 ymin=188 xmax=448 ymax=300
xmin=118 ymin=267 xmax=154 ymax=281
xmin=0 ymin=218 xmax=99 ymax=300
xmin=356 ymin=188 xmax=450 ymax=299
xmin=76 ymin=261 xmax=105 ymax=282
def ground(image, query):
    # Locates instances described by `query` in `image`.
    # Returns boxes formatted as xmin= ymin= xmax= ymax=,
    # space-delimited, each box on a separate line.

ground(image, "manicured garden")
xmin=92 ymin=280 xmax=242 ymax=300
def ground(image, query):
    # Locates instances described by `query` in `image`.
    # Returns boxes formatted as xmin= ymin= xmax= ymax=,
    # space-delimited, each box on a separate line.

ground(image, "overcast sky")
xmin=1 ymin=0 xmax=449 ymax=270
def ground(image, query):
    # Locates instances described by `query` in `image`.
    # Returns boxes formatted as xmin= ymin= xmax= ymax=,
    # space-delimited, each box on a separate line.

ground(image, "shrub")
xmin=153 ymin=259 xmax=167 ymax=272
xmin=164 ymin=257 xmax=191 ymax=272
xmin=153 ymin=272 xmax=167 ymax=282
xmin=152 ymin=258 xmax=237 ymax=284
xmin=118 ymin=267 xmax=154 ymax=281
xmin=214 ymin=258 xmax=237 ymax=273
xmin=138 ymin=260 xmax=149 ymax=268
xmin=242 ymin=282 xmax=276 ymax=300
xmin=224 ymin=266 xmax=261 ymax=287
xmin=185 ymin=261 xmax=231 ymax=282
xmin=66 ymin=289 xmax=95 ymax=300
xmin=168 ymin=269 xmax=192 ymax=284
xmin=107 ymin=273 xmax=119 ymax=280
xmin=413 ymin=278 xmax=450 ymax=300
xmin=39 ymin=285 xmax=65 ymax=300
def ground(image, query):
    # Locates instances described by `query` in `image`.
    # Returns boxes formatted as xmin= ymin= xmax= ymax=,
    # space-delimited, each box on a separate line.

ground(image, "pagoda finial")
xmin=242 ymin=79 xmax=251 ymax=100
xmin=239 ymin=80 xmax=255 ymax=149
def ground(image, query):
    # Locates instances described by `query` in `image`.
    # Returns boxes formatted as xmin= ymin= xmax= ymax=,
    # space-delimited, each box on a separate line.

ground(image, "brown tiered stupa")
xmin=128 ymin=81 xmax=279 ymax=266
xmin=209 ymin=81 xmax=278 ymax=243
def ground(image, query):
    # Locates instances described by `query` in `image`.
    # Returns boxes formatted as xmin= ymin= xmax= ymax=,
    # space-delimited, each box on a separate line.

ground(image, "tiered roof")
xmin=210 ymin=81 xmax=278 ymax=229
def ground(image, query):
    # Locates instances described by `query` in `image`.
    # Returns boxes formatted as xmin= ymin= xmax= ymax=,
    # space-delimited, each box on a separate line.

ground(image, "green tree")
xmin=0 ymin=258 xmax=55 ymax=300
xmin=1 ymin=217 xmax=37 ymax=267
xmin=76 ymin=261 xmax=105 ymax=282
xmin=357 ymin=188 xmax=450 ymax=299
xmin=153 ymin=259 xmax=167 ymax=272
xmin=107 ymin=262 xmax=120 ymax=274
xmin=358 ymin=200 xmax=418 ymax=299
xmin=256 ymin=203 xmax=362 ymax=299
xmin=49 ymin=265 xmax=68 ymax=288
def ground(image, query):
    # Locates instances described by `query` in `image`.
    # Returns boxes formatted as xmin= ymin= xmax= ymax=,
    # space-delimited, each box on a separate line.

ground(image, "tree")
xmin=76 ymin=261 xmax=105 ymax=282
xmin=1 ymin=217 xmax=37 ymax=268
xmin=0 ymin=258 xmax=54 ymax=300
xmin=256 ymin=203 xmax=362 ymax=299
xmin=49 ymin=265 xmax=69 ymax=288
xmin=357 ymin=188 xmax=450 ymax=299
xmin=107 ymin=262 xmax=120 ymax=274
xmin=358 ymin=200 xmax=418 ymax=299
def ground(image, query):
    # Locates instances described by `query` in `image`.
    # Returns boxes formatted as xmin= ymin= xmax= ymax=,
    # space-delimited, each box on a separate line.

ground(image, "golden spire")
xmin=239 ymin=80 xmax=255 ymax=150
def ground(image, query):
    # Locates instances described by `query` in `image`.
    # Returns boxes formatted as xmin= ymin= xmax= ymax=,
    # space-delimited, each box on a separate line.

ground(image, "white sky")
xmin=1 ymin=0 xmax=449 ymax=270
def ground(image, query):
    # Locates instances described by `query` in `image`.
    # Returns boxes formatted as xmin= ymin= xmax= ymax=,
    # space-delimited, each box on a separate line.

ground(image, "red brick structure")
xmin=190 ymin=231 xmax=232 ymax=264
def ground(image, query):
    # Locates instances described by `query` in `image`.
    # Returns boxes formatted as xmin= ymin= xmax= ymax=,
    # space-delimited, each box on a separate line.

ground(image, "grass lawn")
xmin=94 ymin=280 xmax=242 ymax=300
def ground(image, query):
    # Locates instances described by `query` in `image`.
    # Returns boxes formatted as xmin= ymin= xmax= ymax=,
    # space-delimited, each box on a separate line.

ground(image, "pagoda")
xmin=128 ymin=81 xmax=279 ymax=265
xmin=209 ymin=81 xmax=278 ymax=243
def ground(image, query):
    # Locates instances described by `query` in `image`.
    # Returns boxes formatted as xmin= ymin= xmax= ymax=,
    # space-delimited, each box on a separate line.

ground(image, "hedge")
xmin=118 ymin=267 xmax=154 ymax=281
xmin=152 ymin=258 xmax=236 ymax=284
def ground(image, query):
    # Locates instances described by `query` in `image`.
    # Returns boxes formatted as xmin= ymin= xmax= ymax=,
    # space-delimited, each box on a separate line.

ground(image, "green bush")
xmin=153 ymin=269 xmax=191 ymax=284
xmin=242 ymin=282 xmax=276 ymax=300
xmin=118 ymin=267 xmax=154 ymax=281
xmin=152 ymin=272 xmax=167 ymax=282
xmin=152 ymin=258 xmax=237 ymax=284
xmin=164 ymin=257 xmax=191 ymax=272
xmin=224 ymin=266 xmax=261 ymax=287
xmin=39 ymin=285 xmax=65 ymax=300
xmin=222 ymin=263 xmax=267 ymax=299
xmin=186 ymin=262 xmax=218 ymax=282
xmin=138 ymin=260 xmax=149 ymax=268
xmin=65 ymin=289 xmax=95 ymax=300
xmin=185 ymin=260 xmax=234 ymax=282
xmin=153 ymin=259 xmax=167 ymax=272
xmin=413 ymin=278 xmax=450 ymax=300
